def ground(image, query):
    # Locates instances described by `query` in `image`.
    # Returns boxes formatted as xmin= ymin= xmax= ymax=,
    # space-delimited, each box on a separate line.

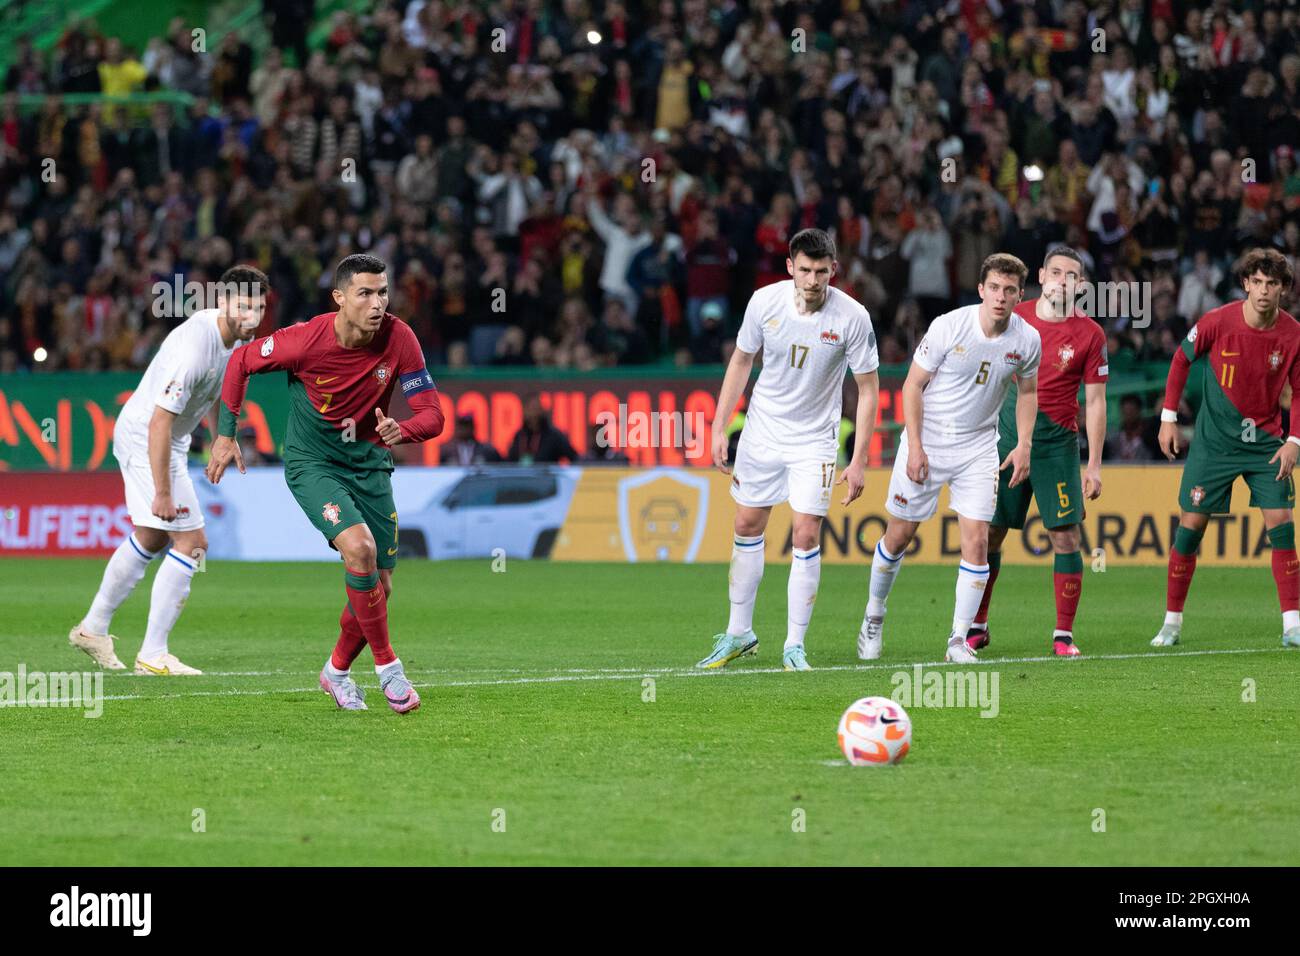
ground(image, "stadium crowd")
xmin=1 ymin=0 xmax=1298 ymax=394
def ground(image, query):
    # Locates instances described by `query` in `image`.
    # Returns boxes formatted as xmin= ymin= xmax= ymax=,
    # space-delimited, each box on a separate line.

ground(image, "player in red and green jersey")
xmin=205 ymin=254 xmax=447 ymax=712
xmin=1154 ymin=248 xmax=1300 ymax=649
xmin=971 ymin=247 xmax=1108 ymax=656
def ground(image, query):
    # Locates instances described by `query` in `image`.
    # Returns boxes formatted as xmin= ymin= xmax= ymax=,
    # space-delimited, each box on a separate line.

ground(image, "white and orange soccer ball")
xmin=837 ymin=696 xmax=912 ymax=766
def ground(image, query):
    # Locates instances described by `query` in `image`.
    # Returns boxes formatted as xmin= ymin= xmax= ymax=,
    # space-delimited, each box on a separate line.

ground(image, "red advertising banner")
xmin=402 ymin=377 xmax=908 ymax=468
xmin=0 ymin=473 xmax=130 ymax=556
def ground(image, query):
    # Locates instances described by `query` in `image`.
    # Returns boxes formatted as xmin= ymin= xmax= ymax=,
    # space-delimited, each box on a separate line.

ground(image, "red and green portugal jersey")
xmin=1164 ymin=300 xmax=1300 ymax=453
xmin=218 ymin=312 xmax=438 ymax=471
xmin=998 ymin=299 xmax=1108 ymax=451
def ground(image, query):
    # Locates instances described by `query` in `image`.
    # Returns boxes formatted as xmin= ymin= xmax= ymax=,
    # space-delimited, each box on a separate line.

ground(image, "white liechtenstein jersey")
xmin=114 ymin=309 xmax=238 ymax=461
xmin=913 ymin=304 xmax=1041 ymax=448
xmin=736 ymin=281 xmax=879 ymax=456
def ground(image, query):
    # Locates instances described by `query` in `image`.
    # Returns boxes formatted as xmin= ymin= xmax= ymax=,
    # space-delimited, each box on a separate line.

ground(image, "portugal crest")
xmin=1269 ymin=348 xmax=1284 ymax=372
xmin=1189 ymin=485 xmax=1206 ymax=506
xmin=373 ymin=362 xmax=391 ymax=385
xmin=322 ymin=501 xmax=342 ymax=526
xmin=1056 ymin=343 xmax=1075 ymax=370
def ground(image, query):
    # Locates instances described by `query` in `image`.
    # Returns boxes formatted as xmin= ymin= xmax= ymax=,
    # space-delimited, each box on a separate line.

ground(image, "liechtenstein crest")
xmin=1269 ymin=348 xmax=1283 ymax=371
xmin=322 ymin=501 xmax=342 ymax=526
xmin=373 ymin=362 xmax=391 ymax=384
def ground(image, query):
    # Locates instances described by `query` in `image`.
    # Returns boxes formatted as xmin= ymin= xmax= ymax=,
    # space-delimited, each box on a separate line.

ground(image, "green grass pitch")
xmin=2 ymin=558 xmax=1296 ymax=866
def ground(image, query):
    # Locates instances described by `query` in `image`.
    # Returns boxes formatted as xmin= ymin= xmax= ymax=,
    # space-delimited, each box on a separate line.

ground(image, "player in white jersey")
xmin=858 ymin=254 xmax=1041 ymax=663
xmin=69 ymin=267 xmax=268 ymax=675
xmin=698 ymin=229 xmax=881 ymax=671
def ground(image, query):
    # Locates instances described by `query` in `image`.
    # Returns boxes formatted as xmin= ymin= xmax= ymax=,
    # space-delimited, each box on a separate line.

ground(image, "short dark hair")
xmin=334 ymin=254 xmax=388 ymax=291
xmin=1236 ymin=247 xmax=1294 ymax=289
xmin=789 ymin=228 xmax=837 ymax=263
xmin=218 ymin=265 xmax=270 ymax=296
xmin=1042 ymin=245 xmax=1085 ymax=276
xmin=979 ymin=253 xmax=1028 ymax=287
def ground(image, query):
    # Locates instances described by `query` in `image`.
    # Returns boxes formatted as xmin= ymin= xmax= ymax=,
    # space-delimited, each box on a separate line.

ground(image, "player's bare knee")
xmin=172 ymin=530 xmax=207 ymax=558
xmin=882 ymin=520 xmax=916 ymax=555
xmin=958 ymin=524 xmax=988 ymax=564
xmin=134 ymin=527 xmax=169 ymax=554
xmin=340 ymin=538 xmax=377 ymax=571
xmin=1180 ymin=512 xmax=1209 ymax=533
xmin=1262 ymin=509 xmax=1294 ymax=530
xmin=987 ymin=525 xmax=1010 ymax=553
xmin=1050 ymin=527 xmax=1080 ymax=554
xmin=791 ymin=516 xmax=820 ymax=551
xmin=734 ymin=508 xmax=769 ymax=538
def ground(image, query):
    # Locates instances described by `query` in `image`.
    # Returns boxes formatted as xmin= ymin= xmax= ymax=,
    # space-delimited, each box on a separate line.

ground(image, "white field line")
xmin=1 ymin=646 xmax=1291 ymax=707
xmin=94 ymin=644 xmax=1300 ymax=680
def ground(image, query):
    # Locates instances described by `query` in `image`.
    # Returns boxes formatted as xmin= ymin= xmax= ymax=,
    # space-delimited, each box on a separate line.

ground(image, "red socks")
xmin=1271 ymin=548 xmax=1299 ymax=614
xmin=343 ymin=567 xmax=395 ymax=667
xmin=1054 ymin=571 xmax=1082 ymax=631
xmin=1166 ymin=551 xmax=1197 ymax=612
xmin=330 ymin=602 xmax=367 ymax=671
xmin=973 ymin=552 xmax=1001 ymax=627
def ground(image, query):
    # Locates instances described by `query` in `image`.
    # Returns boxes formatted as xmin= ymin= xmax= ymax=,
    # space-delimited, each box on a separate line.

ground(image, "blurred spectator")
xmin=441 ymin=414 xmax=503 ymax=466
xmin=1 ymin=0 xmax=1296 ymax=379
xmin=581 ymin=421 xmax=630 ymax=465
xmin=508 ymin=395 xmax=578 ymax=464
xmin=1106 ymin=394 xmax=1161 ymax=462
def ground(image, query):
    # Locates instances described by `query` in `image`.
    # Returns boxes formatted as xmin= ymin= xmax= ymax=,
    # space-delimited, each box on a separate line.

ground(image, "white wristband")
xmin=1160 ymin=408 xmax=1178 ymax=423
xmin=1287 ymin=436 xmax=1300 ymax=449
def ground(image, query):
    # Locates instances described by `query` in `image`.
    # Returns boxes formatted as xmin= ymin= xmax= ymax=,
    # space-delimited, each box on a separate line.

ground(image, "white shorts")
xmin=885 ymin=439 xmax=1000 ymax=523
xmin=116 ymin=444 xmax=205 ymax=532
xmin=730 ymin=434 xmax=836 ymax=516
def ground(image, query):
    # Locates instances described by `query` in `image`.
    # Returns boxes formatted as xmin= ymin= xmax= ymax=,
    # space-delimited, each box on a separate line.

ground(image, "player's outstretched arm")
xmin=207 ymin=326 xmax=304 ymax=483
xmin=838 ymin=370 xmax=879 ymax=505
xmin=901 ymin=362 xmax=933 ymax=482
xmin=1001 ymin=373 xmax=1037 ymax=488
xmin=1084 ymin=382 xmax=1106 ymax=498
xmin=712 ymin=347 xmax=756 ymax=473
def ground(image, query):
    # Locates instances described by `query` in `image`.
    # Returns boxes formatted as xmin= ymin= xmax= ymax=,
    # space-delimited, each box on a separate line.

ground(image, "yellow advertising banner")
xmin=551 ymin=466 xmax=1279 ymax=567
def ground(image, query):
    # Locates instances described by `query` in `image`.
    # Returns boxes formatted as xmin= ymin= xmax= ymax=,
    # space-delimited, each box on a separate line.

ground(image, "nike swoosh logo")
xmin=387 ymin=547 xmax=398 ymax=556
xmin=136 ymin=660 xmax=168 ymax=675
xmin=1057 ymin=509 xmax=1074 ymax=518
xmin=1221 ymin=351 xmax=1240 ymax=357
xmin=315 ymin=376 xmax=339 ymax=385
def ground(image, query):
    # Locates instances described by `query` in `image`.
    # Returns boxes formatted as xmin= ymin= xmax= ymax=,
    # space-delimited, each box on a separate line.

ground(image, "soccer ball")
xmin=837 ymin=696 xmax=912 ymax=766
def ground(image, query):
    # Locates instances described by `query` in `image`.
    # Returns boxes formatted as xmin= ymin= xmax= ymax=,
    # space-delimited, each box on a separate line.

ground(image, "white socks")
xmin=324 ymin=661 xmax=350 ymax=682
xmin=953 ymin=562 xmax=990 ymax=637
xmin=727 ymin=534 xmax=765 ymax=636
xmin=1285 ymin=610 xmax=1300 ymax=632
xmin=82 ymin=533 xmax=160 ymax=635
xmin=866 ymin=540 xmax=904 ymax=619
xmin=785 ymin=547 xmax=821 ymax=649
xmin=1164 ymin=610 xmax=1183 ymax=627
xmin=138 ymin=549 xmax=197 ymax=660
